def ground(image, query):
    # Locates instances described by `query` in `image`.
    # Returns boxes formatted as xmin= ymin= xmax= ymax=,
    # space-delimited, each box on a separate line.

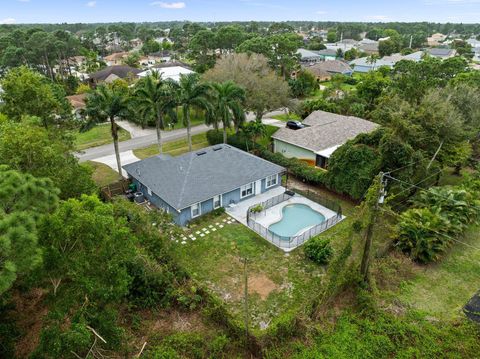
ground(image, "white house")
xmin=138 ymin=63 xmax=194 ymax=82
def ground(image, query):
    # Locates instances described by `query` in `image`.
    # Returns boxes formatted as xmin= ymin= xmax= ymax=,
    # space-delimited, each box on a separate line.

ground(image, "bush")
xmin=304 ymin=237 xmax=333 ymax=265
xmin=206 ymin=129 xmax=254 ymax=152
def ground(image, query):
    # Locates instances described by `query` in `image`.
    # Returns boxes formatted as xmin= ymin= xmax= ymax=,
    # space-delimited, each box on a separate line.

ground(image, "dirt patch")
xmin=248 ymin=274 xmax=279 ymax=300
xmin=11 ymin=288 xmax=49 ymax=358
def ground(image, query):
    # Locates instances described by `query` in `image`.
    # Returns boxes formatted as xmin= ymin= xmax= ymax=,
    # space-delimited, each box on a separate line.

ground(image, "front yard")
xmin=74 ymin=123 xmax=131 ymax=150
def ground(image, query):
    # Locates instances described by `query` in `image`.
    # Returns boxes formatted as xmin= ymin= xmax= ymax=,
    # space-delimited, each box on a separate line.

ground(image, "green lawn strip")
xmin=74 ymin=123 xmax=131 ymax=151
xmin=133 ymin=133 xmax=209 ymax=159
xmin=83 ymin=161 xmax=121 ymax=187
xmin=172 ymin=213 xmax=327 ymax=330
xmin=271 ymin=113 xmax=301 ymax=122
xmin=397 ymin=225 xmax=480 ymax=320
xmin=164 ymin=109 xmax=205 ymax=131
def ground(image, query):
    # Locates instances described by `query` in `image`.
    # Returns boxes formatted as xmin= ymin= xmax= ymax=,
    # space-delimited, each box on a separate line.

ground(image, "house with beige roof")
xmin=272 ymin=111 xmax=379 ymax=168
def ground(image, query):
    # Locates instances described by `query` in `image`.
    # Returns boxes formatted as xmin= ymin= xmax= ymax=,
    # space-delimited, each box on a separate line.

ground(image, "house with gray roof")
xmin=301 ymin=60 xmax=353 ymax=80
xmin=272 ymin=111 xmax=379 ymax=168
xmin=123 ymin=145 xmax=285 ymax=226
xmin=88 ymin=65 xmax=142 ymax=85
xmin=426 ymin=47 xmax=456 ymax=59
xmin=297 ymin=48 xmax=323 ymax=64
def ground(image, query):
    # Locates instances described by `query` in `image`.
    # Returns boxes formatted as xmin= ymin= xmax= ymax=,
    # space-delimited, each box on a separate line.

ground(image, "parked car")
xmin=286 ymin=120 xmax=305 ymax=130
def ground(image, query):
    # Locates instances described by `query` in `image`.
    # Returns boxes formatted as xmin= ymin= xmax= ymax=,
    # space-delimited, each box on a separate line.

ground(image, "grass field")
xmin=172 ymin=212 xmax=327 ymax=331
xmin=397 ymin=225 xmax=480 ymax=320
xmin=133 ymin=133 xmax=209 ymax=159
xmin=83 ymin=161 xmax=121 ymax=187
xmin=74 ymin=123 xmax=131 ymax=150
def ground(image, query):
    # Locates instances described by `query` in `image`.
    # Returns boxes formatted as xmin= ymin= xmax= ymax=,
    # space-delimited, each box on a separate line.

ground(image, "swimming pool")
xmin=268 ymin=204 xmax=325 ymax=238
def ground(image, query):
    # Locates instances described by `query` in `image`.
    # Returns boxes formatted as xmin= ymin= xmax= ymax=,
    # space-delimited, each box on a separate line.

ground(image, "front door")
xmin=255 ymin=180 xmax=262 ymax=195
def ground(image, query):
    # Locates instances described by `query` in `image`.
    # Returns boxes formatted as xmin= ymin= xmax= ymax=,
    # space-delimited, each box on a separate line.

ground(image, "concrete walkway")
xmin=91 ymin=150 xmax=140 ymax=178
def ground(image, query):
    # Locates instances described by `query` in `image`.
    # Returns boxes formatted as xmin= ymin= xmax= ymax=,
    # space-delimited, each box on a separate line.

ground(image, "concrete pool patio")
xmin=226 ymin=186 xmax=344 ymax=252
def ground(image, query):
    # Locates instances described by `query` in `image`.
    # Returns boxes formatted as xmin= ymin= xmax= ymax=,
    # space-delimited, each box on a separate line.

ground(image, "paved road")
xmin=76 ymin=124 xmax=212 ymax=162
xmin=77 ymin=109 xmax=290 ymax=163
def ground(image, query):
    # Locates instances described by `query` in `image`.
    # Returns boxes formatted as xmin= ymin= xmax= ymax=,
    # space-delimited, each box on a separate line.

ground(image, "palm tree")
xmin=85 ymin=84 xmax=129 ymax=176
xmin=135 ymin=74 xmax=178 ymax=154
xmin=210 ymin=81 xmax=246 ymax=143
xmin=242 ymin=120 xmax=267 ymax=150
xmin=178 ymin=73 xmax=212 ymax=151
xmin=366 ymin=54 xmax=380 ymax=71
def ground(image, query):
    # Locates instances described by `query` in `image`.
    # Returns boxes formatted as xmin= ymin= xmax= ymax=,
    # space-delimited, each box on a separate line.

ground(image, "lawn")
xmin=163 ymin=108 xmax=205 ymax=131
xmin=172 ymin=212 xmax=328 ymax=331
xmin=271 ymin=113 xmax=301 ymax=122
xmin=83 ymin=161 xmax=121 ymax=187
xmin=74 ymin=123 xmax=131 ymax=151
xmin=133 ymin=133 xmax=209 ymax=159
xmin=397 ymin=225 xmax=480 ymax=320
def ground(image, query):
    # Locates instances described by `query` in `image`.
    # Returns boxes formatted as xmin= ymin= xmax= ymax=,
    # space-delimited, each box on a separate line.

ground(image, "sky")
xmin=1 ymin=0 xmax=480 ymax=24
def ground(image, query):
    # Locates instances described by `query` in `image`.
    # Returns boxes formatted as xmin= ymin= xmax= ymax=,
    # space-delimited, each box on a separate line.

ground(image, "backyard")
xmin=170 ymin=180 xmax=359 ymax=331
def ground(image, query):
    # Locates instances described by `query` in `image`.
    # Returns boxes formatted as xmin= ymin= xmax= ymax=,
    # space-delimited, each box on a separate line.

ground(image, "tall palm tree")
xmin=211 ymin=81 xmax=246 ymax=143
xmin=135 ymin=74 xmax=178 ymax=154
xmin=178 ymin=73 xmax=212 ymax=151
xmin=85 ymin=84 xmax=129 ymax=176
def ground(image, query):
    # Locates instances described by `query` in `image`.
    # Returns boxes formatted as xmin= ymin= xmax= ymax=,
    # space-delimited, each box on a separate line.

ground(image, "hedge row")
xmin=257 ymin=148 xmax=327 ymax=185
xmin=206 ymin=129 xmax=253 ymax=152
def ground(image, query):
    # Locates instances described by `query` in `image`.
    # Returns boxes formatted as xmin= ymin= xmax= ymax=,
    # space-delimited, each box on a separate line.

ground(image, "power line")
xmin=388 ymin=169 xmax=444 ymax=199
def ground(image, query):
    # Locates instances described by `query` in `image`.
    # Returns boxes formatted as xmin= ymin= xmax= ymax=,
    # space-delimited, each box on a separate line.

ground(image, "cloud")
xmin=86 ymin=1 xmax=96 ymax=7
xmin=150 ymin=1 xmax=186 ymax=8
xmin=316 ymin=10 xmax=327 ymax=15
xmin=0 ymin=18 xmax=16 ymax=24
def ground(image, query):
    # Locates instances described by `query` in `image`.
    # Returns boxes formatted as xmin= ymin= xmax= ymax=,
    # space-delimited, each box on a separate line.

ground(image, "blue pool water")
xmin=268 ymin=204 xmax=325 ymax=238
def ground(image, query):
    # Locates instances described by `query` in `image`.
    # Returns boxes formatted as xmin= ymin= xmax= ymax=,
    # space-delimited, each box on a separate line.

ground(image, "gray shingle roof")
xmin=426 ymin=47 xmax=455 ymax=57
xmin=123 ymin=145 xmax=285 ymax=210
xmin=89 ymin=65 xmax=142 ymax=81
xmin=303 ymin=60 xmax=353 ymax=74
xmin=272 ymin=110 xmax=379 ymax=153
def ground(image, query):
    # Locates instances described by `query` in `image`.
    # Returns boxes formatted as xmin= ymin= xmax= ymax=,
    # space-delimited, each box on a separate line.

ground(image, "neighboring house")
xmin=325 ymin=39 xmax=358 ymax=52
xmin=272 ymin=110 xmax=378 ymax=168
xmin=315 ymin=49 xmax=337 ymax=61
xmin=426 ymin=47 xmax=456 ymax=59
xmin=139 ymin=51 xmax=172 ymax=67
xmin=427 ymin=33 xmax=447 ymax=46
xmin=138 ymin=62 xmax=194 ymax=81
xmin=297 ymin=48 xmax=323 ymax=64
xmin=358 ymin=41 xmax=379 ymax=55
xmin=123 ymin=144 xmax=285 ymax=226
xmin=104 ymin=52 xmax=130 ymax=66
xmin=467 ymin=37 xmax=480 ymax=49
xmin=154 ymin=37 xmax=174 ymax=45
xmin=350 ymin=51 xmax=423 ymax=73
xmin=130 ymin=38 xmax=144 ymax=51
xmin=300 ymin=60 xmax=353 ymax=80
xmin=66 ymin=93 xmax=87 ymax=119
xmin=88 ymin=65 xmax=142 ymax=85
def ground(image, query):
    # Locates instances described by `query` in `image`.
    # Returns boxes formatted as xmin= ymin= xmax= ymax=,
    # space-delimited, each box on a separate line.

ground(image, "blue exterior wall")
xmin=131 ymin=172 xmax=282 ymax=226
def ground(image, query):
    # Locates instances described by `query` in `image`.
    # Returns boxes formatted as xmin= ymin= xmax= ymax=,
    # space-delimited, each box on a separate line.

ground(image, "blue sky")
xmin=1 ymin=0 xmax=480 ymax=24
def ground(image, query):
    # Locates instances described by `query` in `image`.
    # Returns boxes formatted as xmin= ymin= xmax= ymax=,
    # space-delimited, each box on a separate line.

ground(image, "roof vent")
xmin=213 ymin=146 xmax=222 ymax=151
xmin=196 ymin=150 xmax=207 ymax=156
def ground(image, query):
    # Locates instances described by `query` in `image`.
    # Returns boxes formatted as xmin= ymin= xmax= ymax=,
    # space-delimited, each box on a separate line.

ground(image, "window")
xmin=191 ymin=202 xmax=201 ymax=218
xmin=213 ymin=195 xmax=222 ymax=209
xmin=147 ymin=186 xmax=152 ymax=196
xmin=240 ymin=183 xmax=254 ymax=198
xmin=266 ymin=174 xmax=278 ymax=188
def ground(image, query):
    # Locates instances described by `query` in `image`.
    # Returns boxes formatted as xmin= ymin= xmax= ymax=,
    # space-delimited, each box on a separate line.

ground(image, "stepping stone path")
xmin=174 ymin=217 xmax=238 ymax=245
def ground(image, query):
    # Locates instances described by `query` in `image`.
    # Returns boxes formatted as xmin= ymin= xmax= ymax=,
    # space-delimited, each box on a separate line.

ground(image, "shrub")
xmin=304 ymin=237 xmax=333 ymax=265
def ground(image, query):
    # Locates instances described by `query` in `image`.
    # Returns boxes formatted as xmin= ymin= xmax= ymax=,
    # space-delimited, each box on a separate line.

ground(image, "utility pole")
xmin=360 ymin=172 xmax=386 ymax=283
xmin=409 ymin=35 xmax=413 ymax=49
xmin=243 ymin=257 xmax=249 ymax=341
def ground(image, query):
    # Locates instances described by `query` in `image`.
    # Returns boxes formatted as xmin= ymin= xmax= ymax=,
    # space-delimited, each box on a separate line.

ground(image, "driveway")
xmin=90 ymin=150 xmax=140 ymax=178
xmin=116 ymin=120 xmax=156 ymax=138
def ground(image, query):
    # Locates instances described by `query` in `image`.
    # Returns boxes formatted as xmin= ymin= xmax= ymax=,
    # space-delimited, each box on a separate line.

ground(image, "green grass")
xmin=74 ymin=123 xmax=131 ymax=151
xmin=271 ymin=113 xmax=301 ymax=122
xmin=172 ymin=213 xmax=329 ymax=330
xmin=397 ymin=225 xmax=480 ymax=320
xmin=133 ymin=133 xmax=209 ymax=159
xmin=83 ymin=161 xmax=121 ymax=187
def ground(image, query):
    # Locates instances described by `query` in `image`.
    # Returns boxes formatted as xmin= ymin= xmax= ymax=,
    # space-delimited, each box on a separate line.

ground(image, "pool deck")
xmin=227 ymin=187 xmax=344 ymax=252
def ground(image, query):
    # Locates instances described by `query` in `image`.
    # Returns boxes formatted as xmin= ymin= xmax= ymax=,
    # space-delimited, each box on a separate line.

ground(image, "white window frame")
xmin=265 ymin=174 xmax=278 ymax=189
xmin=147 ymin=186 xmax=152 ymax=196
xmin=213 ymin=195 xmax=222 ymax=209
xmin=191 ymin=202 xmax=201 ymax=218
xmin=240 ymin=182 xmax=254 ymax=199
